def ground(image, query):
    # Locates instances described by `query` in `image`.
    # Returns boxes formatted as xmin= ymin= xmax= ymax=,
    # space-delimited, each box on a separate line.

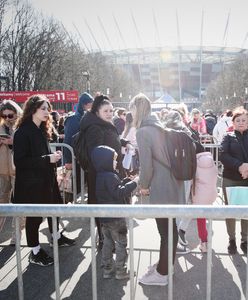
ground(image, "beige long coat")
xmin=0 ymin=124 xmax=15 ymax=176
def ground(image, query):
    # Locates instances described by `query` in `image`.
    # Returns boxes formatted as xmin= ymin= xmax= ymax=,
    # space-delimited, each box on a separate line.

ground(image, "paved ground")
xmin=0 ymin=197 xmax=247 ymax=300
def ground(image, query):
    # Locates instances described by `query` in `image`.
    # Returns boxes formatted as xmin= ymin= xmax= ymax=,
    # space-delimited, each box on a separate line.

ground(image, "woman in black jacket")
xmin=13 ymin=95 xmax=75 ymax=267
xmin=80 ymin=95 xmax=129 ymax=247
xmin=220 ymin=106 xmax=248 ymax=255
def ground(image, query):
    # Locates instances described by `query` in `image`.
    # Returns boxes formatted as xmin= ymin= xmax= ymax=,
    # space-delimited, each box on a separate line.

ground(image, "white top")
xmin=123 ymin=127 xmax=138 ymax=148
xmin=212 ymin=116 xmax=232 ymax=144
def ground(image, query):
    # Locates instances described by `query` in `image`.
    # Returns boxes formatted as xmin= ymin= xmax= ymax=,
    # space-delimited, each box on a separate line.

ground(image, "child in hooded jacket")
xmin=91 ymin=145 xmax=139 ymax=280
xmin=192 ymin=152 xmax=218 ymax=252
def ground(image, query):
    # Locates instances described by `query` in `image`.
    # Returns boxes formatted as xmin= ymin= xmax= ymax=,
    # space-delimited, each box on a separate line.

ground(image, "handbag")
xmin=57 ymin=167 xmax=73 ymax=194
xmin=226 ymin=186 xmax=248 ymax=205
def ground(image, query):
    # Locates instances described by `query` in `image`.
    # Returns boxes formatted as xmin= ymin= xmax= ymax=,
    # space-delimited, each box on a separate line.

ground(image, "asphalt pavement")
xmin=0 ymin=197 xmax=247 ymax=300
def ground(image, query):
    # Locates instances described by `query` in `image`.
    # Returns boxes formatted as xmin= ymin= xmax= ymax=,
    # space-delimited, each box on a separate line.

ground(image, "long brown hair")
xmin=16 ymin=94 xmax=53 ymax=139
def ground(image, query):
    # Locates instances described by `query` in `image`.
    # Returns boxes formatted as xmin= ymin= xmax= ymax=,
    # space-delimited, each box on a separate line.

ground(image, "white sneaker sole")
xmin=138 ymin=278 xmax=168 ymax=286
xmin=29 ymin=259 xmax=54 ymax=267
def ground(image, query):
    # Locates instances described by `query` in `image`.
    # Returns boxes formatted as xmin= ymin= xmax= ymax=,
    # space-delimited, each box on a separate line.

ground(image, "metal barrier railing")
xmin=202 ymin=143 xmax=220 ymax=165
xmin=50 ymin=143 xmax=85 ymax=204
xmin=1 ymin=204 xmax=248 ymax=300
xmin=52 ymin=141 xmax=221 ymax=203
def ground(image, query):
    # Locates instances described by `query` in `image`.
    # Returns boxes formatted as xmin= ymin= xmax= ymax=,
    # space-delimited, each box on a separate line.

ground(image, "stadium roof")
xmin=101 ymin=46 xmax=248 ymax=65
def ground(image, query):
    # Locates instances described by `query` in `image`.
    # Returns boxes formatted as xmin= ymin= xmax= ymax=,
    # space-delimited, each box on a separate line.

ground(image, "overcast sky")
xmin=30 ymin=0 xmax=248 ymax=51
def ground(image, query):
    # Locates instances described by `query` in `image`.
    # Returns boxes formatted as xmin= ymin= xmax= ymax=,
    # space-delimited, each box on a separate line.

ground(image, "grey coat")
xmin=136 ymin=114 xmax=185 ymax=205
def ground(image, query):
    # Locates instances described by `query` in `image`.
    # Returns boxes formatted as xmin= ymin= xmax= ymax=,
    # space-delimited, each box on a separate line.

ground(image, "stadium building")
xmin=102 ymin=46 xmax=248 ymax=108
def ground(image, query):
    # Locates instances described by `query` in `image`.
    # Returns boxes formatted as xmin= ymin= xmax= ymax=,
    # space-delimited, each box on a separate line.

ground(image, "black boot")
xmin=228 ymin=239 xmax=237 ymax=255
xmin=240 ymin=241 xmax=247 ymax=254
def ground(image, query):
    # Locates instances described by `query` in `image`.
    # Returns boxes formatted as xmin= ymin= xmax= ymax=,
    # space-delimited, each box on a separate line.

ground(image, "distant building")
xmin=102 ymin=46 xmax=248 ymax=106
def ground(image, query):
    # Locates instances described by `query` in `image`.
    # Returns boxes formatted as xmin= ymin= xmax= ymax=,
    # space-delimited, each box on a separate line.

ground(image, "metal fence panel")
xmin=1 ymin=204 xmax=248 ymax=300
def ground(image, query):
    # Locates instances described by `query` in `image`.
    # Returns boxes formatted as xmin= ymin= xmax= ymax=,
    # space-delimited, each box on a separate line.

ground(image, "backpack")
xmin=205 ymin=116 xmax=216 ymax=135
xmin=165 ymin=129 xmax=197 ymax=180
xmin=72 ymin=130 xmax=88 ymax=171
xmin=152 ymin=127 xmax=197 ymax=180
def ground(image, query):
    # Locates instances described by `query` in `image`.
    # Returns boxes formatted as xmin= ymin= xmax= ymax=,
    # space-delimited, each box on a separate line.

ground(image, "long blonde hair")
xmin=129 ymin=93 xmax=151 ymax=128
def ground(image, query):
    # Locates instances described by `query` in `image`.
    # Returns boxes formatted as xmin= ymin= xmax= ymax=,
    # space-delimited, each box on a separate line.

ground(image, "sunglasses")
xmin=1 ymin=114 xmax=15 ymax=119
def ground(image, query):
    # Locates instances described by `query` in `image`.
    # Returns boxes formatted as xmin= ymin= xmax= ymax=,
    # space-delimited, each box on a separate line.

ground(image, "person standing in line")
xmin=91 ymin=145 xmax=139 ymax=279
xmin=63 ymin=92 xmax=93 ymax=198
xmin=129 ymin=93 xmax=185 ymax=286
xmin=192 ymin=151 xmax=218 ymax=253
xmin=80 ymin=95 xmax=130 ymax=249
xmin=113 ymin=108 xmax=127 ymax=136
xmin=212 ymin=109 xmax=233 ymax=144
xmin=121 ymin=112 xmax=139 ymax=176
xmin=220 ymin=106 xmax=248 ymax=255
xmin=190 ymin=108 xmax=207 ymax=135
xmin=13 ymin=95 xmax=75 ymax=267
xmin=0 ymin=100 xmax=25 ymax=242
xmin=163 ymin=109 xmax=205 ymax=249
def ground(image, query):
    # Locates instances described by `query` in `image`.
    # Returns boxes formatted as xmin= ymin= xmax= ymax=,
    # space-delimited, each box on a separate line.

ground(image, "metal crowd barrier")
xmin=202 ymin=143 xmax=221 ymax=165
xmin=1 ymin=204 xmax=248 ymax=300
xmin=50 ymin=143 xmax=85 ymax=204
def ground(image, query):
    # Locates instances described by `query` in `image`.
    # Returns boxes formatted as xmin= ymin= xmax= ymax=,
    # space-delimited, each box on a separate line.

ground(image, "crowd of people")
xmin=0 ymin=92 xmax=248 ymax=286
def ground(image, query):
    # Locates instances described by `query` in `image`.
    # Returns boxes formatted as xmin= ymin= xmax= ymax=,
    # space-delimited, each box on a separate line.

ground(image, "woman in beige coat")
xmin=0 ymin=100 xmax=24 ymax=239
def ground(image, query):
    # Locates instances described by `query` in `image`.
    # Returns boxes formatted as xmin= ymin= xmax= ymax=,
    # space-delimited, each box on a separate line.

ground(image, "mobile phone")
xmin=0 ymin=134 xmax=11 ymax=139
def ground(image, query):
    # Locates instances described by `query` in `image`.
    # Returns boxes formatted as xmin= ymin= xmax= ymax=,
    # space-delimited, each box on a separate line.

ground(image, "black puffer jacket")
xmin=80 ymin=111 xmax=126 ymax=177
xmin=220 ymin=130 xmax=248 ymax=181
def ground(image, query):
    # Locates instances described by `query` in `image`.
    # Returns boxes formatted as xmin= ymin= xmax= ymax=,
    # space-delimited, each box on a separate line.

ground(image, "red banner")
xmin=0 ymin=90 xmax=79 ymax=103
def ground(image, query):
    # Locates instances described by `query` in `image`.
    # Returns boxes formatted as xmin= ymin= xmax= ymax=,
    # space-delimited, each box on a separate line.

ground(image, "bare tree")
xmin=1 ymin=0 xmax=140 ymax=99
xmin=205 ymin=54 xmax=248 ymax=111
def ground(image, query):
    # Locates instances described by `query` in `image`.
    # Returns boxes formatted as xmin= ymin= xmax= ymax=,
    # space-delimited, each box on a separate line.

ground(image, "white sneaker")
xmin=199 ymin=242 xmax=208 ymax=253
xmin=176 ymin=243 xmax=190 ymax=255
xmin=138 ymin=269 xmax=168 ymax=286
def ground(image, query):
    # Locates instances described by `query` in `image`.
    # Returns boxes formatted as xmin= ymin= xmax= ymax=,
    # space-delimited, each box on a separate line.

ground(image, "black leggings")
xmin=26 ymin=217 xmax=59 ymax=247
xmin=156 ymin=218 xmax=178 ymax=275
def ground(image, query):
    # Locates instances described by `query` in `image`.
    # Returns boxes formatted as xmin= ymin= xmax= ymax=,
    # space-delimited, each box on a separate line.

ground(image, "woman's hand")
xmin=49 ymin=150 xmax=62 ymax=163
xmin=65 ymin=163 xmax=72 ymax=170
xmin=239 ymin=163 xmax=248 ymax=174
xmin=1 ymin=136 xmax=13 ymax=145
xmin=125 ymin=143 xmax=134 ymax=152
xmin=140 ymin=188 xmax=150 ymax=196
xmin=239 ymin=163 xmax=248 ymax=179
xmin=241 ymin=170 xmax=248 ymax=179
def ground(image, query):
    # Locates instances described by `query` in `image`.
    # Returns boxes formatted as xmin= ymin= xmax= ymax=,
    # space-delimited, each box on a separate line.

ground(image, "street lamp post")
xmin=244 ymin=87 xmax=248 ymax=109
xmin=82 ymin=71 xmax=90 ymax=93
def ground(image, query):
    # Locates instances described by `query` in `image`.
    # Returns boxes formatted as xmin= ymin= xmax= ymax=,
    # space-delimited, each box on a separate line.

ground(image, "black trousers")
xmin=26 ymin=217 xmax=59 ymax=247
xmin=87 ymin=167 xmax=103 ymax=241
xmin=156 ymin=218 xmax=178 ymax=275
